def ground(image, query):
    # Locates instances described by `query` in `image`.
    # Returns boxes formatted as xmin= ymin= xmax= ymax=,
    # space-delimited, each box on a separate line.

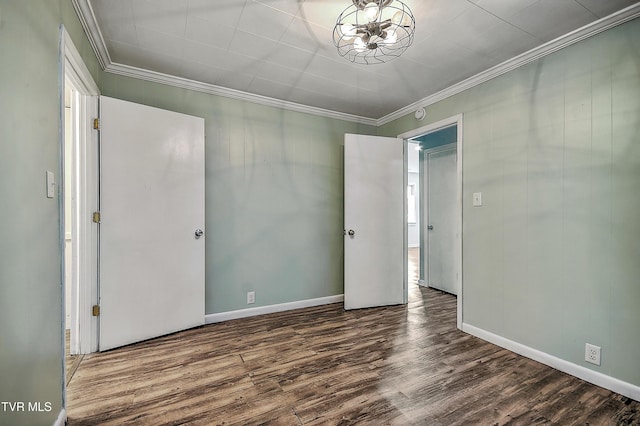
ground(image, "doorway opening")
xmin=60 ymin=26 xmax=101 ymax=392
xmin=407 ymin=141 xmax=421 ymax=289
xmin=64 ymin=78 xmax=83 ymax=384
xmin=400 ymin=115 xmax=463 ymax=328
xmin=414 ymin=127 xmax=457 ymax=294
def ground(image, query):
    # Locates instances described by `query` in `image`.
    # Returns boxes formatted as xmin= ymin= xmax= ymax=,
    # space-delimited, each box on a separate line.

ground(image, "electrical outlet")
xmin=247 ymin=291 xmax=255 ymax=304
xmin=585 ymin=343 xmax=601 ymax=366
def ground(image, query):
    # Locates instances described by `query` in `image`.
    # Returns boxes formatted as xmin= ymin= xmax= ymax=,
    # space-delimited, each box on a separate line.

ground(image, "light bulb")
xmin=354 ymin=37 xmax=367 ymax=53
xmin=340 ymin=23 xmax=357 ymax=41
xmin=392 ymin=10 xmax=411 ymax=27
xmin=382 ymin=29 xmax=397 ymax=45
xmin=364 ymin=3 xmax=380 ymax=22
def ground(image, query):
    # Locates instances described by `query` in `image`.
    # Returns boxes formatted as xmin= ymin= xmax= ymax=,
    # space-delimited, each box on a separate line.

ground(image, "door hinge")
xmin=92 ymin=211 xmax=101 ymax=223
xmin=92 ymin=305 xmax=100 ymax=316
xmin=93 ymin=118 xmax=100 ymax=130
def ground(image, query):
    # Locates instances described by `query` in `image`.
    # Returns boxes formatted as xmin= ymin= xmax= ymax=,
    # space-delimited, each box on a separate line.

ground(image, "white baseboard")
xmin=205 ymin=294 xmax=344 ymax=324
xmin=462 ymin=323 xmax=640 ymax=402
xmin=53 ymin=408 xmax=66 ymax=426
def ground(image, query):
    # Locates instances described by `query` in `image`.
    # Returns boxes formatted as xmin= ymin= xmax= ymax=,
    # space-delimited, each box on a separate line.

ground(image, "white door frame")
xmin=398 ymin=114 xmax=463 ymax=329
xmin=61 ymin=26 xmax=100 ymax=358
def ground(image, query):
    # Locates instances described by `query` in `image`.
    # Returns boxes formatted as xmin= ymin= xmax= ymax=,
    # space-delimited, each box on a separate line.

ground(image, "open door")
xmin=344 ymin=134 xmax=405 ymax=310
xmin=98 ymin=96 xmax=205 ymax=351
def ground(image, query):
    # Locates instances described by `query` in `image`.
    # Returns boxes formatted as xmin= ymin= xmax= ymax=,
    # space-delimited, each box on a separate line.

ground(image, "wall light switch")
xmin=46 ymin=171 xmax=55 ymax=198
xmin=473 ymin=192 xmax=482 ymax=207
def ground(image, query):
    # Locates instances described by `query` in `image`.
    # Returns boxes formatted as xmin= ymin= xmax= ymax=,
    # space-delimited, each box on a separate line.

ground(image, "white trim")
xmin=455 ymin=120 xmax=463 ymax=330
xmin=403 ymin=139 xmax=409 ymax=305
xmin=61 ymin=26 xmax=100 ymax=358
xmin=106 ymin=62 xmax=378 ymax=126
xmin=53 ymin=408 xmax=67 ymax=426
xmin=58 ymin=25 xmax=67 ymax=419
xmin=72 ymin=1 xmax=640 ymax=126
xmin=398 ymin=116 xmax=462 ymax=140
xmin=399 ymin=114 xmax=463 ymax=330
xmin=70 ymin=0 xmax=109 ymax=69
xmin=75 ymin=92 xmax=100 ymax=355
xmin=463 ymin=323 xmax=640 ymax=402
xmin=62 ymin=29 xmax=100 ymax=95
xmin=69 ymin=1 xmax=376 ymax=126
xmin=205 ymin=295 xmax=344 ymax=324
xmin=378 ymin=4 xmax=640 ymax=126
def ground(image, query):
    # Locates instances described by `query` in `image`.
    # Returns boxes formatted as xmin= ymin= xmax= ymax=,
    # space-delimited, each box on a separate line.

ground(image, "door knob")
xmin=348 ymin=229 xmax=355 ymax=236
xmin=195 ymin=229 xmax=204 ymax=239
xmin=427 ymin=225 xmax=434 ymax=230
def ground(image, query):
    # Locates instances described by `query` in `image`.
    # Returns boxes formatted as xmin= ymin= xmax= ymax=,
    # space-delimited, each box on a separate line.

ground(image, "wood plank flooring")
xmin=66 ymin=329 xmax=84 ymax=386
xmin=67 ymin=254 xmax=639 ymax=425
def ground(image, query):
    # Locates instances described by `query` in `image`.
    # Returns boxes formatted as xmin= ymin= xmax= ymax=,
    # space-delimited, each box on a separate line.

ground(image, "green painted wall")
xmin=379 ymin=18 xmax=640 ymax=388
xmin=2 ymin=3 xmax=638 ymax=424
xmin=100 ymin=75 xmax=376 ymax=313
xmin=0 ymin=1 xmax=100 ymax=424
xmin=0 ymin=2 xmax=62 ymax=424
xmin=412 ymin=125 xmax=457 ymax=150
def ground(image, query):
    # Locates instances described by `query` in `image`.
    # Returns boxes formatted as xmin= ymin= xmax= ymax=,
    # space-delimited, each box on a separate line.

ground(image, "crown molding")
xmin=105 ymin=62 xmax=378 ymax=126
xmin=70 ymin=0 xmax=377 ymax=126
xmin=376 ymin=3 xmax=640 ymax=126
xmin=72 ymin=0 xmax=640 ymax=127
xmin=71 ymin=0 xmax=110 ymax=69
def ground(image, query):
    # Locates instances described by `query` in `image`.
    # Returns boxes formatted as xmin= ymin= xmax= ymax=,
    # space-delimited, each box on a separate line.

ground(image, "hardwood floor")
xmin=67 ymin=254 xmax=639 ymax=425
xmin=66 ymin=329 xmax=84 ymax=386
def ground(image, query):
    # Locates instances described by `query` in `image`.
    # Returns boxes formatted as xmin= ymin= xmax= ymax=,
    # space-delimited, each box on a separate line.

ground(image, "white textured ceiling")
xmin=83 ymin=0 xmax=638 ymax=120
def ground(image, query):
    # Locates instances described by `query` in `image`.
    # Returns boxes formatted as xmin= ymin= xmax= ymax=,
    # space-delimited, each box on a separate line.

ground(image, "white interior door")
xmin=344 ymin=134 xmax=405 ymax=310
xmin=99 ymin=96 xmax=205 ymax=351
xmin=426 ymin=145 xmax=457 ymax=295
